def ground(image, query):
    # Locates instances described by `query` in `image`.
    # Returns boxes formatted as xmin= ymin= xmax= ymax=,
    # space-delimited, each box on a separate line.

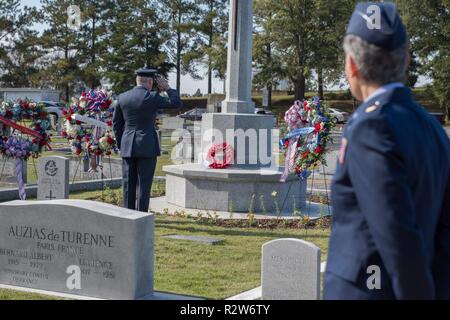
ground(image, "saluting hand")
xmin=155 ymin=78 xmax=170 ymax=92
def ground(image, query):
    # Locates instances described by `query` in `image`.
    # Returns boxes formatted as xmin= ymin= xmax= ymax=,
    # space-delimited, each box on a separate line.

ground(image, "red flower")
xmin=314 ymin=123 xmax=322 ymax=133
xmin=302 ymin=150 xmax=310 ymax=159
xmin=107 ymin=121 xmax=113 ymax=127
xmin=76 ymin=120 xmax=82 ymax=125
xmin=75 ymin=148 xmax=82 ymax=155
xmin=40 ymin=112 xmax=47 ymax=118
xmin=314 ymin=146 xmax=322 ymax=154
xmin=62 ymin=109 xmax=68 ymax=115
xmin=61 ymin=131 xmax=67 ymax=138
xmin=66 ymin=116 xmax=72 ymax=121
xmin=107 ymin=136 xmax=114 ymax=144
xmin=77 ymin=135 xmax=82 ymax=141
xmin=284 ymin=140 xmax=290 ymax=148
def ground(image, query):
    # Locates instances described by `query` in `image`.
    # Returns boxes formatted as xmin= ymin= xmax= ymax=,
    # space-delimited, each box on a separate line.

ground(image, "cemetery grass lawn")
xmin=0 ymin=289 xmax=60 ymax=300
xmin=155 ymin=215 xmax=330 ymax=300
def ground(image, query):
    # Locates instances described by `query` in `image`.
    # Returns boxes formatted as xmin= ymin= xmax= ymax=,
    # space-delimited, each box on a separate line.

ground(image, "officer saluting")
xmin=324 ymin=2 xmax=450 ymax=299
xmin=113 ymin=66 xmax=182 ymax=212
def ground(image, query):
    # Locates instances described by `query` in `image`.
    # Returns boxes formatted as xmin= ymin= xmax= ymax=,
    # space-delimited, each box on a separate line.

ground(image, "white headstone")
xmin=0 ymin=200 xmax=154 ymax=300
xmin=37 ymin=156 xmax=69 ymax=200
xmin=262 ymin=238 xmax=321 ymax=300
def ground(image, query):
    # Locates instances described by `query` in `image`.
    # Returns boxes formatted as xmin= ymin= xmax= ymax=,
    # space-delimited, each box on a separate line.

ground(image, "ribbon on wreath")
xmin=70 ymin=113 xmax=109 ymax=172
xmin=15 ymin=158 xmax=26 ymax=200
xmin=279 ymin=127 xmax=316 ymax=183
xmin=71 ymin=114 xmax=109 ymax=129
xmin=0 ymin=115 xmax=52 ymax=150
xmin=86 ymin=90 xmax=110 ymax=112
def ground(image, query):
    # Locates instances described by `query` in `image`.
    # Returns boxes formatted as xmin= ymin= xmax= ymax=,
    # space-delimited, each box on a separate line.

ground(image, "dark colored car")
xmin=179 ymin=108 xmax=207 ymax=121
xmin=254 ymin=108 xmax=274 ymax=115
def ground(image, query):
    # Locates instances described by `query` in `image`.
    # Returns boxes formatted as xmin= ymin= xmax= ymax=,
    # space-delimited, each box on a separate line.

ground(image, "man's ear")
xmin=346 ymin=54 xmax=359 ymax=78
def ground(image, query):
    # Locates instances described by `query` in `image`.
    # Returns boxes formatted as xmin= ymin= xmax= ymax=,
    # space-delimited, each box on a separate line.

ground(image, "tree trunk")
xmin=268 ymin=85 xmax=272 ymax=108
xmin=294 ymin=72 xmax=306 ymax=100
xmin=266 ymin=43 xmax=272 ymax=107
xmin=175 ymin=9 xmax=182 ymax=93
xmin=207 ymin=1 xmax=214 ymax=94
xmin=64 ymin=25 xmax=70 ymax=102
xmin=317 ymin=66 xmax=324 ymax=100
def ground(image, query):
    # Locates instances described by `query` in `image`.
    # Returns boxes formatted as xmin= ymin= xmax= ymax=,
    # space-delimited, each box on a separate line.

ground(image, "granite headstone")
xmin=37 ymin=156 xmax=69 ymax=200
xmin=0 ymin=200 xmax=154 ymax=300
xmin=262 ymin=238 xmax=321 ymax=300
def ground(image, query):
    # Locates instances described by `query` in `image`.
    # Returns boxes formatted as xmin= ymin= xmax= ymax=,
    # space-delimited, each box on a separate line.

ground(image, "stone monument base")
xmin=164 ymin=164 xmax=307 ymax=213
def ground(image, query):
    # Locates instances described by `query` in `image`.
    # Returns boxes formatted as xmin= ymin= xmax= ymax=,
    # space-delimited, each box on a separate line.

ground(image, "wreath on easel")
xmin=280 ymin=97 xmax=334 ymax=181
xmin=61 ymin=90 xmax=118 ymax=174
xmin=0 ymin=100 xmax=53 ymax=199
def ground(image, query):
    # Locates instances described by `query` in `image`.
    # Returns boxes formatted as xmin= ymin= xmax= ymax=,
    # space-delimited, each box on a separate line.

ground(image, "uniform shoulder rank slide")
xmin=366 ymin=101 xmax=381 ymax=113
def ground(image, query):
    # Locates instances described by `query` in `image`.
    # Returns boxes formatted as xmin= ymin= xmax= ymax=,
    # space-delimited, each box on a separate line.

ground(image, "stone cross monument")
xmin=163 ymin=0 xmax=306 ymax=213
xmin=222 ymin=0 xmax=255 ymax=114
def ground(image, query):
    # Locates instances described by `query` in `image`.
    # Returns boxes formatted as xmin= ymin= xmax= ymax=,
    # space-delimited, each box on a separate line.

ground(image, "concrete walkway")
xmin=150 ymin=196 xmax=332 ymax=220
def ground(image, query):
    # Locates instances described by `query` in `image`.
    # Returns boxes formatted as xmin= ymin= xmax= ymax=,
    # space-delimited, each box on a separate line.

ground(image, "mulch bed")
xmin=192 ymin=215 xmax=333 ymax=230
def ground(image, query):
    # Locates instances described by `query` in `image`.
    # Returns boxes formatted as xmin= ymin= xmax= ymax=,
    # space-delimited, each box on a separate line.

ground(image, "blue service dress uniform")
xmin=324 ymin=85 xmax=450 ymax=299
xmin=112 ymin=86 xmax=182 ymax=212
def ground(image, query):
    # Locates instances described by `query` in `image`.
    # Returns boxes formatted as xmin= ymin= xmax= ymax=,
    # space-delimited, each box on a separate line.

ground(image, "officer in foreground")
xmin=113 ymin=67 xmax=182 ymax=212
xmin=324 ymin=2 xmax=450 ymax=299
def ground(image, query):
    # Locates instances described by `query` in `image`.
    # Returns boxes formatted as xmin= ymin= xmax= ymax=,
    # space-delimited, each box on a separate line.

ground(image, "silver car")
xmin=329 ymin=108 xmax=349 ymax=124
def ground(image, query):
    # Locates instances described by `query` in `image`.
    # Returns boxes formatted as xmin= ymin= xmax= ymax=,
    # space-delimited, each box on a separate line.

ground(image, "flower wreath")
xmin=0 ymin=100 xmax=52 ymax=159
xmin=61 ymin=90 xmax=118 ymax=157
xmin=280 ymin=97 xmax=334 ymax=181
xmin=206 ymin=142 xmax=235 ymax=169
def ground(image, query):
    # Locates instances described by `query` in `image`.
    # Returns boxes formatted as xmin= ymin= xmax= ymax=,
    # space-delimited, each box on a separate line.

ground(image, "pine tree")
xmin=0 ymin=1 xmax=42 ymax=87
xmin=194 ymin=0 xmax=228 ymax=94
xmin=102 ymin=0 xmax=171 ymax=93
xmin=39 ymin=0 xmax=83 ymax=101
xmin=158 ymin=0 xmax=200 ymax=93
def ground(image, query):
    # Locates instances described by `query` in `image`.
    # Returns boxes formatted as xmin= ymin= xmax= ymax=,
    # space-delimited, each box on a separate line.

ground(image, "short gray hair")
xmin=136 ymin=76 xmax=152 ymax=86
xmin=343 ymin=35 xmax=409 ymax=85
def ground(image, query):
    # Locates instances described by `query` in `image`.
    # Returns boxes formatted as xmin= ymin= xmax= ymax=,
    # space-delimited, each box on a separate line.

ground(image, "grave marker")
xmin=262 ymin=238 xmax=321 ymax=300
xmin=0 ymin=200 xmax=154 ymax=300
xmin=37 ymin=156 xmax=69 ymax=200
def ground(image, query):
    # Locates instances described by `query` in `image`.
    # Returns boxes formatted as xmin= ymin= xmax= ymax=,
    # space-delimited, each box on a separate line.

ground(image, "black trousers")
xmin=122 ymin=157 xmax=157 ymax=212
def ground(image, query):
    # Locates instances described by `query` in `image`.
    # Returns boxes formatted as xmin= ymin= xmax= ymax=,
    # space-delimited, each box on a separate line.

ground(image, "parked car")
xmin=39 ymin=101 xmax=66 ymax=123
xmin=328 ymin=108 xmax=349 ymax=124
xmin=254 ymin=108 xmax=274 ymax=115
xmin=179 ymin=108 xmax=207 ymax=121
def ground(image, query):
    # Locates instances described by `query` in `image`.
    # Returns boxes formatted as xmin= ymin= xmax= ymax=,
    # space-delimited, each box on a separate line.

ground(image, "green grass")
xmin=154 ymin=215 xmax=329 ymax=299
xmin=0 ymin=289 xmax=60 ymax=300
xmin=0 ymin=214 xmax=330 ymax=300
